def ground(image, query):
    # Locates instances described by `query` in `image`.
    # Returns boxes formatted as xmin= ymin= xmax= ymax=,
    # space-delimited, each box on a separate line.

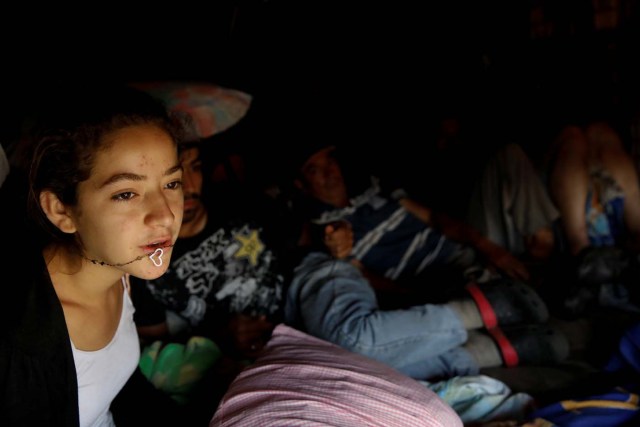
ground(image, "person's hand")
xmin=324 ymin=221 xmax=353 ymax=259
xmin=227 ymin=314 xmax=274 ymax=359
xmin=484 ymin=243 xmax=530 ymax=282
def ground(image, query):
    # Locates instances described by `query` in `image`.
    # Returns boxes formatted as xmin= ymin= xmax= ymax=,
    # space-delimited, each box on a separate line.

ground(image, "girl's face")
xmin=71 ymin=124 xmax=184 ymax=280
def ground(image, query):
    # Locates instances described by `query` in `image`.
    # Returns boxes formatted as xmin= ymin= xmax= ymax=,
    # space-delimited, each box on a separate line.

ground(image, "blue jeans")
xmin=284 ymin=252 xmax=480 ymax=380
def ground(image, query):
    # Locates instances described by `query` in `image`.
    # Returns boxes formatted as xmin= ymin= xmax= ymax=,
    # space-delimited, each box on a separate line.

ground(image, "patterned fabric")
xmin=210 ymin=324 xmax=463 ymax=427
xmin=134 ymin=218 xmax=284 ymax=334
xmin=528 ymin=390 xmax=640 ymax=426
xmin=132 ymin=81 xmax=252 ymax=140
xmin=585 ymin=167 xmax=625 ymax=247
xmin=306 ymin=176 xmax=461 ymax=281
xmin=524 ymin=321 xmax=640 ymax=426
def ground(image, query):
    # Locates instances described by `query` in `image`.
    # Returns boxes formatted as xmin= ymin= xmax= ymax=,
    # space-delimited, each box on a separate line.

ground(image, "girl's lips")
xmin=141 ymin=240 xmax=172 ymax=254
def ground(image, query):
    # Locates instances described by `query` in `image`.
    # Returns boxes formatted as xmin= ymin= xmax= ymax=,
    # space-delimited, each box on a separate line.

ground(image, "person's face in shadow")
xmin=296 ymin=146 xmax=349 ymax=208
xmin=179 ymin=145 xmax=207 ymax=238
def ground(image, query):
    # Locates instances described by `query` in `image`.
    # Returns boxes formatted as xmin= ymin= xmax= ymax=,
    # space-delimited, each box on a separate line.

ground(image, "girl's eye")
xmin=112 ymin=191 xmax=135 ymax=201
xmin=166 ymin=180 xmax=183 ymax=190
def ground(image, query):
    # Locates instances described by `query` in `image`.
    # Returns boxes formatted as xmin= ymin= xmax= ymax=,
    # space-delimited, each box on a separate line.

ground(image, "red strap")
xmin=487 ymin=327 xmax=519 ymax=367
xmin=465 ymin=282 xmax=497 ymax=329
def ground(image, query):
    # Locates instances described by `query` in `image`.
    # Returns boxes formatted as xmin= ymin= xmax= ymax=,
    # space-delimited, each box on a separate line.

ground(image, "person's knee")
xmin=585 ymin=122 xmax=625 ymax=161
xmin=549 ymin=126 xmax=590 ymax=195
xmin=555 ymin=125 xmax=589 ymax=160
xmin=585 ymin=121 xmax=622 ymax=148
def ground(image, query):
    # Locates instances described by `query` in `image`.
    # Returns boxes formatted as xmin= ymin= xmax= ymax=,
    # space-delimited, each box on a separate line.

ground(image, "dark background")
xmin=2 ymin=1 xmax=639 ymax=186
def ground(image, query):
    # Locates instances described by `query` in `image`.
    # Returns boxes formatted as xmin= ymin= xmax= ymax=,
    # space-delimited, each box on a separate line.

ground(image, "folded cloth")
xmin=421 ymin=374 xmax=535 ymax=424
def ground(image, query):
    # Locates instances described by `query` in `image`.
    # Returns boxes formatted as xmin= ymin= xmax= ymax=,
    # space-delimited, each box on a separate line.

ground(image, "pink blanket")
xmin=211 ymin=324 xmax=462 ymax=426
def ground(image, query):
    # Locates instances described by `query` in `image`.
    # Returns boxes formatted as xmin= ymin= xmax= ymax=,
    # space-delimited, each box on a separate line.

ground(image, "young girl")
xmin=0 ymin=85 xmax=185 ymax=426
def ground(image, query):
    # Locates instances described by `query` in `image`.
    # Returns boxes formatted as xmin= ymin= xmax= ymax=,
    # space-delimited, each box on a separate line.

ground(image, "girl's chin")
xmin=137 ymin=265 xmax=169 ymax=280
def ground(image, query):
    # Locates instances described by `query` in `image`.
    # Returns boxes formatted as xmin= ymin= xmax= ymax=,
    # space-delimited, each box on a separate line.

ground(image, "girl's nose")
xmin=146 ymin=192 xmax=176 ymax=227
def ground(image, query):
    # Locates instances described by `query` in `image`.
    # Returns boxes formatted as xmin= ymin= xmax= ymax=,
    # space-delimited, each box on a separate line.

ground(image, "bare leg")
xmin=549 ymin=126 xmax=591 ymax=256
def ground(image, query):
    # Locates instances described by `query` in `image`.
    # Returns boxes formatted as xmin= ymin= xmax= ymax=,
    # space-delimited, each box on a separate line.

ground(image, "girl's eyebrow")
xmin=166 ymin=163 xmax=182 ymax=176
xmin=100 ymin=172 xmax=145 ymax=189
xmin=99 ymin=163 xmax=182 ymax=189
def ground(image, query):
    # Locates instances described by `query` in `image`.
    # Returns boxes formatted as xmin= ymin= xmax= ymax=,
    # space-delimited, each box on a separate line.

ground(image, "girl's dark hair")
xmin=24 ymin=84 xmax=185 ymax=253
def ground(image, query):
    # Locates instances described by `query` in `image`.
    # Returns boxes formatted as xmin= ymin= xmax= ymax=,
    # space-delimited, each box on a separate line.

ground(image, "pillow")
xmin=131 ymin=81 xmax=252 ymax=141
xmin=210 ymin=324 xmax=462 ymax=427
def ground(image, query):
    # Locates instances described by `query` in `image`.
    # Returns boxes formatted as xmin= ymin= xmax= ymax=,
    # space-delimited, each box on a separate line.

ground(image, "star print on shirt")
xmin=233 ymin=229 xmax=265 ymax=266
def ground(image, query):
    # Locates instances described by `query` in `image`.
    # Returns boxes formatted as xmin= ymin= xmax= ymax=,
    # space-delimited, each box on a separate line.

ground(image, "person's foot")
xmin=575 ymin=245 xmax=628 ymax=286
xmin=465 ymin=324 xmax=570 ymax=368
xmin=466 ymin=278 xmax=549 ymax=329
xmin=486 ymin=324 xmax=570 ymax=367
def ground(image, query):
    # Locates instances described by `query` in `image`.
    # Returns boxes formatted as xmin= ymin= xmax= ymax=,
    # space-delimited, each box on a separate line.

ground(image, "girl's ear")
xmin=294 ymin=178 xmax=305 ymax=191
xmin=39 ymin=190 xmax=77 ymax=234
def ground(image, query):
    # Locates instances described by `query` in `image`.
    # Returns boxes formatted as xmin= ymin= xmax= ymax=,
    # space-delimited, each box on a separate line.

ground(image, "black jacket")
xmin=0 ymin=244 xmax=79 ymax=426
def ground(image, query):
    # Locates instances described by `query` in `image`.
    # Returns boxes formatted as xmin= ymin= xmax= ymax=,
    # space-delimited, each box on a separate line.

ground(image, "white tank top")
xmin=72 ymin=275 xmax=140 ymax=427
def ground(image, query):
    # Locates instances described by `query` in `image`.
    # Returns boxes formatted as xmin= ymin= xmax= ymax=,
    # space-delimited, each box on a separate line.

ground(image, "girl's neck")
xmin=44 ymin=245 xmax=123 ymax=303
